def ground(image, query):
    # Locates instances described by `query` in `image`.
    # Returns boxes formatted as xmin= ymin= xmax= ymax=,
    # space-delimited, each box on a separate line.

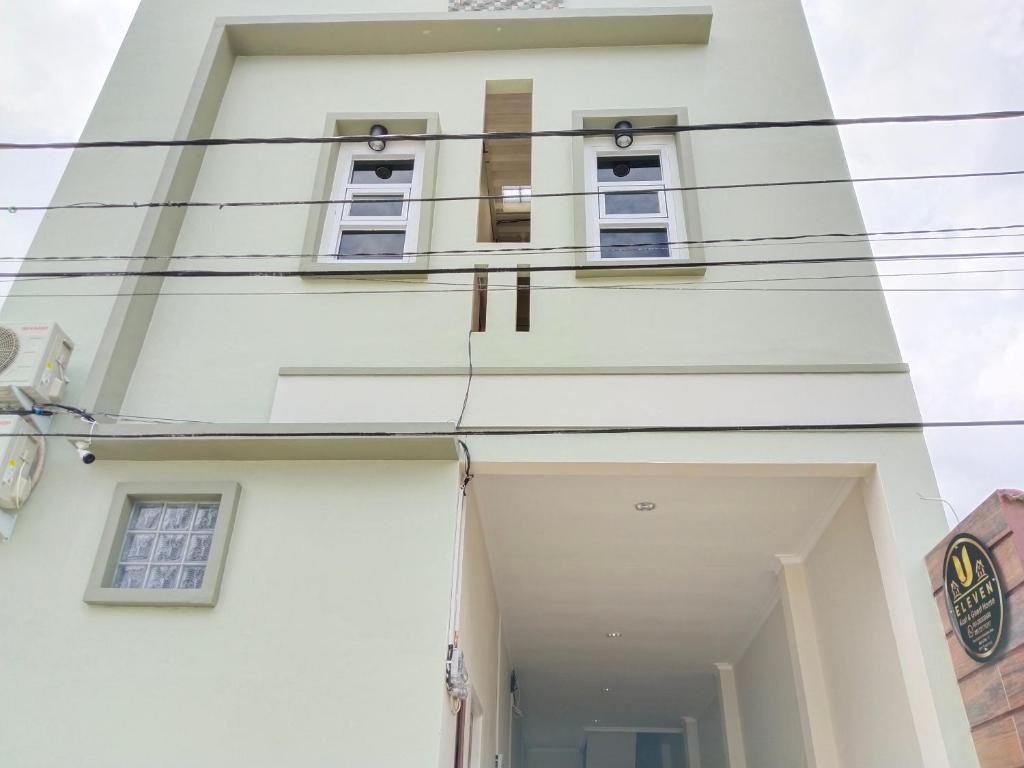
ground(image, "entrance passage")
xmin=449 ymin=466 xmax=925 ymax=768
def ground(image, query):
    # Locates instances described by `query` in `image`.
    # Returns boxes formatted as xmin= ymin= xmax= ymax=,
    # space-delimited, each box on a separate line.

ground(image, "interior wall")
xmin=529 ymin=748 xmax=582 ymax=768
xmin=804 ymin=486 xmax=923 ymax=768
xmin=455 ymin=494 xmax=511 ymax=768
xmin=734 ymin=602 xmax=806 ymax=768
xmin=695 ymin=694 xmax=726 ymax=768
xmin=585 ymin=731 xmax=636 ymax=768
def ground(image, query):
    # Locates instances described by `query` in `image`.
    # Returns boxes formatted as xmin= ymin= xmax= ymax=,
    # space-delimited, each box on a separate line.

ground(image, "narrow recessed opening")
xmin=477 ymin=80 xmax=533 ymax=244
xmin=516 ymin=267 xmax=531 ymax=332
xmin=471 ymin=268 xmax=488 ymax=333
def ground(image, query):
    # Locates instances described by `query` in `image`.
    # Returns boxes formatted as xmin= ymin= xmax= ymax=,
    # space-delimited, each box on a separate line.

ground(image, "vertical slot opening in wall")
xmin=477 ymin=80 xmax=533 ymax=244
xmin=516 ymin=267 xmax=531 ymax=332
xmin=471 ymin=267 xmax=489 ymax=333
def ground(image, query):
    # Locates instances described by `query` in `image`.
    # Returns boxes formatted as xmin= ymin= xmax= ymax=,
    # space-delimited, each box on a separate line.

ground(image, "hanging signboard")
xmin=943 ymin=533 xmax=1006 ymax=662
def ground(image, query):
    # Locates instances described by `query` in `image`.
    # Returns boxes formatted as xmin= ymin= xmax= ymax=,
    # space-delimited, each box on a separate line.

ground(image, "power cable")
xmin=39 ymin=419 xmax=1024 ymax=439
xmin=5 ymin=248 xmax=1024 ymax=280
xmin=6 ymin=169 xmax=1023 ymax=214
xmin=7 ymin=263 xmax=1024 ymax=300
xmin=3 ymin=109 xmax=1023 ymax=151
xmin=4 ymin=223 xmax=1024 ymax=264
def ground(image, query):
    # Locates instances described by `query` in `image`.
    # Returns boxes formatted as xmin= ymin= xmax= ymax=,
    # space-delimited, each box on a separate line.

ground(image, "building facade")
xmin=0 ymin=2 xmax=980 ymax=767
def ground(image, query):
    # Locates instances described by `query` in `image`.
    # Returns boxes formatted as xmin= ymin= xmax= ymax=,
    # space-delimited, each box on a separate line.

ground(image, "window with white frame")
xmin=319 ymin=142 xmax=425 ymax=262
xmin=584 ymin=137 xmax=688 ymax=261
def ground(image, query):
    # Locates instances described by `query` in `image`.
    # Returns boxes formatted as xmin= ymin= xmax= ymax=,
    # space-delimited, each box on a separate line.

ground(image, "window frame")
xmin=318 ymin=143 xmax=426 ymax=264
xmin=584 ymin=137 xmax=687 ymax=262
xmin=84 ymin=481 xmax=240 ymax=607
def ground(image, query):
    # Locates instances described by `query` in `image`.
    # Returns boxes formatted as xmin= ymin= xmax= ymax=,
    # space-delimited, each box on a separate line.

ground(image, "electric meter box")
xmin=0 ymin=321 xmax=74 ymax=405
xmin=0 ymin=416 xmax=41 ymax=514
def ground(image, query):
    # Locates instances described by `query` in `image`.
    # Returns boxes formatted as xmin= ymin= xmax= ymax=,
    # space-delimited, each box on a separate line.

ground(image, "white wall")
xmin=0 ymin=458 xmax=458 ymax=767
xmin=696 ymin=694 xmax=727 ymax=768
xmin=450 ymin=495 xmax=513 ymax=768
xmin=529 ymin=748 xmax=582 ymax=768
xmin=734 ymin=602 xmax=806 ymax=768
xmin=803 ymin=488 xmax=924 ymax=768
xmin=586 ymin=731 xmax=636 ymax=768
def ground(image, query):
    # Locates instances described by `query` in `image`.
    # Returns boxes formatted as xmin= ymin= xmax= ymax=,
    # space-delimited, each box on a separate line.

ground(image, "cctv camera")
xmin=74 ymin=442 xmax=96 ymax=465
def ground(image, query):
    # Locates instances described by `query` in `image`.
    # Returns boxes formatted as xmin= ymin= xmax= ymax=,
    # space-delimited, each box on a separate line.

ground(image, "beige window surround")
xmin=300 ymin=112 xmax=440 ymax=277
xmin=571 ymin=108 xmax=706 ymax=277
xmin=84 ymin=481 xmax=241 ymax=607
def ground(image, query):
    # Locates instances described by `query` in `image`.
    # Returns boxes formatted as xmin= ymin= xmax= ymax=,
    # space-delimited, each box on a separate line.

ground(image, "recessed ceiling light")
xmin=593 ymin=719 xmax=601 ymax=724
xmin=421 ymin=29 xmax=432 ymax=35
xmin=603 ymin=687 xmax=612 ymax=693
xmin=606 ymin=632 xmax=622 ymax=638
xmin=634 ymin=501 xmax=656 ymax=512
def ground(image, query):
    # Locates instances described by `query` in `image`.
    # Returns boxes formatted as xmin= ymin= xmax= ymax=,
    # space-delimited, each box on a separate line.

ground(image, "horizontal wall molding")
xmin=279 ymin=363 xmax=911 ymax=377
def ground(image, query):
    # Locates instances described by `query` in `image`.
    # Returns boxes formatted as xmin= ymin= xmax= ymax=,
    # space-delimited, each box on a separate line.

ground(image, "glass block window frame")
xmin=84 ymin=482 xmax=240 ymax=607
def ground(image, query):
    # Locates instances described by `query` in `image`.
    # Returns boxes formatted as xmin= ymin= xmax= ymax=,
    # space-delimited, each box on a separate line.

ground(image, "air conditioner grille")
xmin=0 ymin=328 xmax=18 ymax=374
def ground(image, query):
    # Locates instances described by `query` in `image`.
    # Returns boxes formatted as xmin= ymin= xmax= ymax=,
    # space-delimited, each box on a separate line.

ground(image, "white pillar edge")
xmin=775 ymin=556 xmax=842 ymax=768
xmin=681 ymin=716 xmax=701 ymax=768
xmin=713 ymin=662 xmax=748 ymax=768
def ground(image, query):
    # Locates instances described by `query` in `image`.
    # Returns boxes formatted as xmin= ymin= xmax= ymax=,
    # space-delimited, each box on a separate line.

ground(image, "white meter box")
xmin=0 ymin=321 xmax=74 ymax=405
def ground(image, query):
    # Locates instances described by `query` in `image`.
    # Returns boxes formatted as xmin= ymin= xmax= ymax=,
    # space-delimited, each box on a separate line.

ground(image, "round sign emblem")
xmin=943 ymin=533 xmax=1006 ymax=663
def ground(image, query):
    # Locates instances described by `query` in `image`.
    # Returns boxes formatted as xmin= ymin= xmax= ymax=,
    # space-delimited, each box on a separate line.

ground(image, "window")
xmin=319 ymin=146 xmax=425 ymax=262
xmin=84 ymin=482 xmax=240 ymax=607
xmin=584 ymin=137 xmax=687 ymax=262
xmin=477 ymin=80 xmax=533 ymax=243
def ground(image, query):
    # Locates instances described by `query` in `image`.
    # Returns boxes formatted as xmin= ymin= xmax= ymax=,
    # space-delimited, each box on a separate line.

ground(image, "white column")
xmin=713 ymin=663 xmax=748 ymax=768
xmin=681 ymin=716 xmax=701 ymax=768
xmin=777 ymin=557 xmax=842 ymax=768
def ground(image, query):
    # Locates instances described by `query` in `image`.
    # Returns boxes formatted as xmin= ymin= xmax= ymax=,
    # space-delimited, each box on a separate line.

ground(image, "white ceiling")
xmin=471 ymin=470 xmax=851 ymax=747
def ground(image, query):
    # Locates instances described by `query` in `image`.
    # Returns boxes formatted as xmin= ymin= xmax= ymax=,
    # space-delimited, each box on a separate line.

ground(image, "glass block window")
xmin=85 ymin=482 xmax=240 ymax=607
xmin=113 ymin=500 xmax=219 ymax=590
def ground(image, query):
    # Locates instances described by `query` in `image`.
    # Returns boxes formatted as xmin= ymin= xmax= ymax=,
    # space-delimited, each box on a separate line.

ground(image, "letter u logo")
xmin=953 ymin=546 xmax=974 ymax=587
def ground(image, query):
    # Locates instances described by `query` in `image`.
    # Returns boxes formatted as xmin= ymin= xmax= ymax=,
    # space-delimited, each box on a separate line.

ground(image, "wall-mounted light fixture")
xmin=368 ymin=124 xmax=388 ymax=152
xmin=613 ymin=120 xmax=634 ymax=149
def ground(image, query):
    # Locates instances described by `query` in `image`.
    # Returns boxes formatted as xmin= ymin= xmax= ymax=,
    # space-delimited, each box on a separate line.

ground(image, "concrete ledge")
xmin=224 ymin=7 xmax=713 ymax=56
xmin=67 ymin=422 xmax=459 ymax=461
xmin=279 ymin=363 xmax=913 ymax=376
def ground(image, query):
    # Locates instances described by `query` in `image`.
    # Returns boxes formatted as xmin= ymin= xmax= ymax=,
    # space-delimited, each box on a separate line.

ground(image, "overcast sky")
xmin=1 ymin=1 xmax=1021 ymax=523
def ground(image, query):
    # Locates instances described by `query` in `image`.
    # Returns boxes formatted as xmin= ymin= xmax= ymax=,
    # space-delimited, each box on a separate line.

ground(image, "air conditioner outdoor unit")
xmin=0 ymin=322 xmax=74 ymax=406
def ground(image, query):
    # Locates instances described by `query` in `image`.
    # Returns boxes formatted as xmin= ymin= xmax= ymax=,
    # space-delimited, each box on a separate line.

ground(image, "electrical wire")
xmin=4 ymin=222 xmax=1024 ymax=263
xmin=5 ymin=248 xmax=1024 ymax=280
xmin=3 ymin=109 xmax=1023 ymax=151
xmin=6 ymin=263 xmax=1024 ymax=300
xmin=6 ymin=169 xmax=1023 ymax=214
xmin=455 ymin=330 xmax=475 ymax=431
xmin=39 ymin=419 xmax=1024 ymax=439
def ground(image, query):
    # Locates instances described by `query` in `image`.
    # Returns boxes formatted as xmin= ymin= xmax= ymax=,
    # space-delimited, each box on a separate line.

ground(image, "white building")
xmin=0 ymin=2 xmax=979 ymax=767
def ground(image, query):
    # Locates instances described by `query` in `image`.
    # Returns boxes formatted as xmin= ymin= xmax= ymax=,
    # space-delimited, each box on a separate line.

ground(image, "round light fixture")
xmin=368 ymin=124 xmax=388 ymax=152
xmin=606 ymin=631 xmax=622 ymax=638
xmin=612 ymin=162 xmax=631 ymax=178
xmin=613 ymin=120 xmax=634 ymax=149
xmin=374 ymin=165 xmax=393 ymax=180
xmin=634 ymin=501 xmax=657 ymax=512
xmin=603 ymin=687 xmax=612 ymax=693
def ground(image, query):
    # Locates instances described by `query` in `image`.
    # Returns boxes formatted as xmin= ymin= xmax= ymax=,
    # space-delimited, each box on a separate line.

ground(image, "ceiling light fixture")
xmin=603 ymin=687 xmax=612 ymax=693
xmin=634 ymin=501 xmax=657 ymax=512
xmin=606 ymin=632 xmax=622 ymax=638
